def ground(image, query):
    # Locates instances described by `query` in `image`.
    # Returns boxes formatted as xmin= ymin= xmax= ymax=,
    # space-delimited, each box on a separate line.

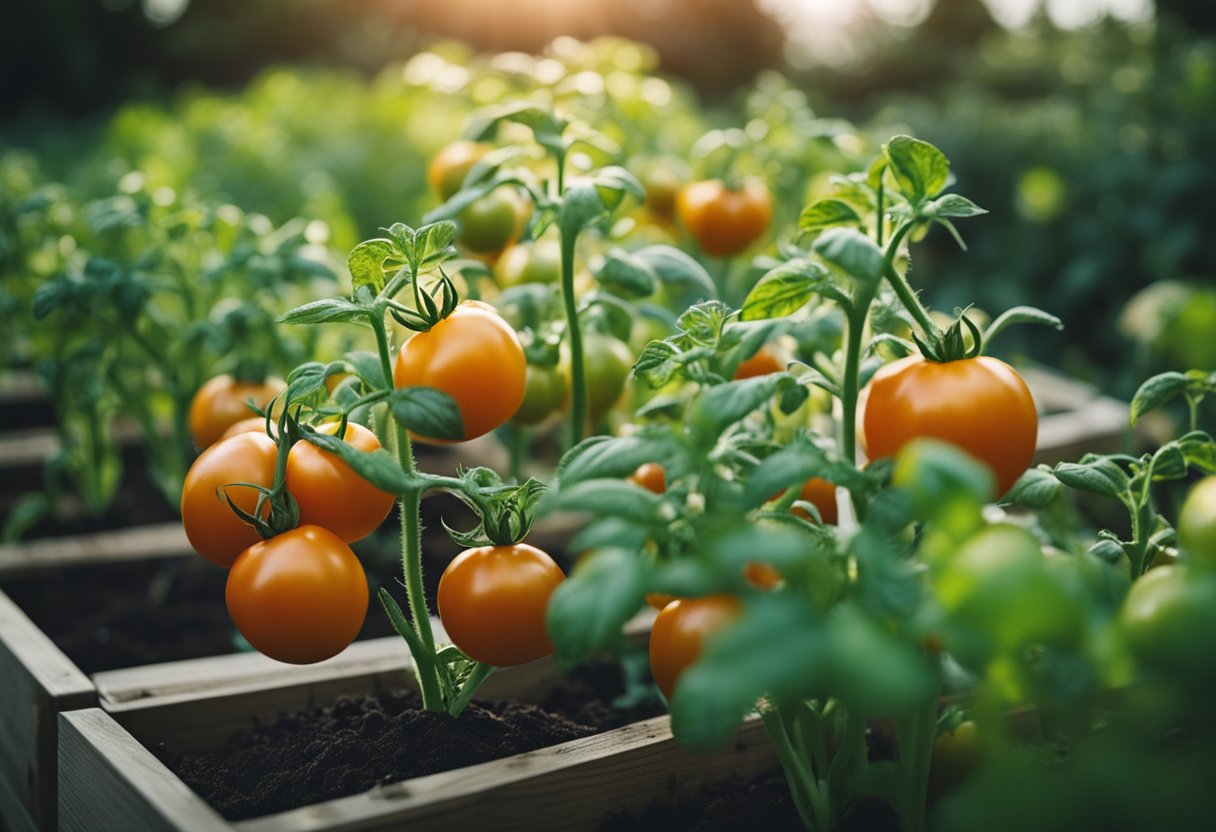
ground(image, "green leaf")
xmin=892 ymin=439 xmax=994 ymax=525
xmin=688 ymin=376 xmax=785 ymax=445
xmin=278 ymin=298 xmax=370 ymax=326
xmin=387 ymin=387 xmax=463 ymax=440
xmin=1178 ymin=431 xmax=1216 ymax=474
xmin=347 ymin=239 xmax=398 ymax=294
xmin=633 ymin=246 xmax=716 ymax=301
xmin=823 ymin=603 xmax=935 ymax=716
xmin=884 ymin=135 xmax=950 ymax=203
xmin=798 ymin=199 xmax=862 ymax=234
xmin=671 ymin=596 xmax=828 ymax=750
xmin=743 ymin=440 xmax=831 ymax=508
xmin=1054 ymin=458 xmax=1130 ymax=500
xmin=812 ymin=228 xmax=884 ymax=294
xmin=541 ymin=479 xmax=664 ymax=524
xmin=924 ymin=194 xmax=987 ymax=219
xmin=633 ymin=340 xmax=683 ymax=388
xmin=702 ymin=521 xmax=828 ymax=575
xmin=1130 ymin=372 xmax=1190 ymax=427
xmin=414 ymin=221 xmax=459 ymax=273
xmin=300 ymin=431 xmax=410 ymax=494
xmin=345 ymin=351 xmax=387 ymax=388
xmin=558 ymin=182 xmax=610 ymax=239
xmin=1000 ymin=467 xmax=1062 ymax=508
xmin=677 ymin=300 xmax=730 ymax=345
xmin=556 ymin=432 xmax=679 ymax=486
xmin=467 ymin=102 xmax=567 ymax=154
xmin=596 ymin=249 xmax=658 ymax=298
xmin=592 ymin=165 xmax=646 ymax=208
xmin=980 ymin=305 xmax=1063 ymax=352
xmin=546 ymin=548 xmax=648 ymax=660
xmin=32 ymin=276 xmax=74 ymax=319
xmin=740 ymin=259 xmax=830 ymax=322
xmin=568 ymin=518 xmax=651 ymax=557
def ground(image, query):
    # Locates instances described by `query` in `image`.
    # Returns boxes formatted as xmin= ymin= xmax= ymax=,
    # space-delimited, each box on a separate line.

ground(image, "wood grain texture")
xmin=0 ymin=522 xmax=193 ymax=577
xmin=0 ymin=592 xmax=95 ymax=830
xmin=59 ymin=709 xmax=229 ymax=832
xmin=1023 ymin=366 xmax=1132 ymax=465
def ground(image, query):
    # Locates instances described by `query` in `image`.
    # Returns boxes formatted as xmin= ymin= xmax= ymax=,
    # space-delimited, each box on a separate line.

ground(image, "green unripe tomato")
xmin=495 ymin=239 xmax=561 ymax=289
xmin=458 ymin=188 xmax=528 ymax=254
xmin=1178 ymin=475 xmax=1216 ymax=569
xmin=936 ymin=525 xmax=1082 ymax=662
xmin=1120 ymin=564 xmax=1216 ymax=686
xmin=511 ymin=364 xmax=566 ymax=426
xmin=567 ymin=332 xmax=634 ymax=422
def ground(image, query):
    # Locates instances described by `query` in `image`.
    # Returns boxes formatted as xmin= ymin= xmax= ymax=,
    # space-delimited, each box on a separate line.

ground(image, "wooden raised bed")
xmin=58 ymin=629 xmax=768 ymax=832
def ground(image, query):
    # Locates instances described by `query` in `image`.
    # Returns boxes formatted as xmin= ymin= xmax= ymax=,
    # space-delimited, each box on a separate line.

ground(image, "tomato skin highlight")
xmin=393 ymin=302 xmax=527 ymax=443
xmin=189 ymin=375 xmax=284 ymax=448
xmin=862 ymin=355 xmax=1037 ymax=497
xmin=438 ymin=543 xmax=565 ymax=667
xmin=225 ymin=525 xmax=369 ymax=664
xmin=649 ymin=595 xmax=742 ymax=699
xmin=286 ymin=422 xmax=396 ymax=543
xmin=181 ymin=432 xmax=278 ymax=568
xmin=676 ymin=179 xmax=773 ymax=258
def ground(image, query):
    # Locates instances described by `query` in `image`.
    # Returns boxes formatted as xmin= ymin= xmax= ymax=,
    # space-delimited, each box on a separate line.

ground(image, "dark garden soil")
xmin=157 ymin=662 xmax=666 ymax=820
xmin=0 ymin=493 xmax=484 ymax=673
xmin=598 ymin=770 xmax=899 ymax=832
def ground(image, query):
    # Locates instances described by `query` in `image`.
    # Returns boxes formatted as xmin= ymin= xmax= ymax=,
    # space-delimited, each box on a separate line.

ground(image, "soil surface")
xmin=1 ymin=492 xmax=482 ymax=673
xmin=158 ymin=662 xmax=665 ymax=820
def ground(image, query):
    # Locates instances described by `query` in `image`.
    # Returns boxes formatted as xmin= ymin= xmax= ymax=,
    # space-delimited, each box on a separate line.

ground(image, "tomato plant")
xmin=226 ymin=525 xmax=369 ymax=664
xmin=649 ymin=595 xmax=742 ymax=699
xmin=569 ymin=331 xmax=634 ymax=422
xmin=437 ymin=543 xmax=564 ymax=667
xmin=286 ymin=421 xmax=396 ymax=543
xmin=188 ymin=374 xmax=284 ymax=448
xmin=394 ymin=301 xmax=526 ymax=442
xmin=676 ymin=178 xmax=772 ymax=258
xmin=180 ymin=431 xmax=277 ymax=568
xmin=863 ymin=355 xmax=1037 ymax=497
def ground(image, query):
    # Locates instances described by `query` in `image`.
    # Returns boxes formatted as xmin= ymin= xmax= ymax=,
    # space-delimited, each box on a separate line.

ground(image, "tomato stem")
xmin=760 ymin=703 xmax=832 ymax=831
xmin=446 ymin=663 xmax=496 ymax=717
xmin=841 ymin=307 xmax=867 ymax=468
xmin=892 ymin=670 xmax=941 ymax=832
xmin=881 ymin=222 xmax=942 ymax=353
xmin=560 ymin=225 xmax=587 ymax=447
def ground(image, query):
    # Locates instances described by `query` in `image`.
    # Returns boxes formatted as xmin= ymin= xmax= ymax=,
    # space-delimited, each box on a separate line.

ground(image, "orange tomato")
xmin=181 ymin=432 xmax=278 ymax=568
xmin=676 ymin=179 xmax=773 ymax=258
xmin=427 ymin=140 xmax=491 ymax=201
xmin=793 ymin=477 xmax=838 ymax=525
xmin=628 ymin=462 xmax=667 ymax=494
xmin=649 ymin=595 xmax=742 ymax=699
xmin=286 ymin=422 xmax=397 ymax=543
xmin=188 ymin=375 xmax=284 ymax=448
xmin=733 ymin=348 xmax=784 ymax=380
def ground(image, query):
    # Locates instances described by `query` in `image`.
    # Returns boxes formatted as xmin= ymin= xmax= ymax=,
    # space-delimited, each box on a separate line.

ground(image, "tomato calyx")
xmin=442 ymin=467 xmax=549 ymax=548
xmin=219 ymin=402 xmax=303 ymax=541
xmin=387 ymin=265 xmax=461 ymax=333
xmin=913 ymin=312 xmax=983 ymax=363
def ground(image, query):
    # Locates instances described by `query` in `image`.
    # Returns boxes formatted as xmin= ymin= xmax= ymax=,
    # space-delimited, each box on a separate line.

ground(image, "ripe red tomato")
xmin=188 ymin=375 xmax=284 ymax=448
xmin=733 ymin=348 xmax=784 ymax=380
xmin=792 ymin=477 xmax=838 ymax=525
xmin=393 ymin=302 xmax=526 ymax=443
xmin=862 ymin=355 xmax=1037 ymax=496
xmin=286 ymin=422 xmax=397 ymax=543
xmin=628 ymin=462 xmax=667 ymax=494
xmin=428 ymin=140 xmax=490 ymax=201
xmin=437 ymin=543 xmax=565 ymax=666
xmin=676 ymin=179 xmax=773 ymax=258
xmin=181 ymin=432 xmax=277 ymax=568
xmin=458 ymin=188 xmax=530 ymax=255
xmin=226 ymin=525 xmax=368 ymax=664
xmin=649 ymin=595 xmax=742 ymax=699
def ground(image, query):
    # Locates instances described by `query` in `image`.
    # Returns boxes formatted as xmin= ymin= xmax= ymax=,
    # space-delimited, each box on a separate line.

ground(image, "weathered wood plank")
xmin=0 ymin=592 xmax=95 ymax=830
xmin=59 ymin=709 xmax=229 ymax=832
xmin=0 ymin=522 xmax=193 ymax=577
xmin=233 ymin=715 xmax=774 ymax=832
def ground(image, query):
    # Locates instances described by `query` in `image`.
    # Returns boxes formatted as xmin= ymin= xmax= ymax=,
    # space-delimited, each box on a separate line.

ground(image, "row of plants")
xmin=159 ymin=88 xmax=1216 ymax=828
